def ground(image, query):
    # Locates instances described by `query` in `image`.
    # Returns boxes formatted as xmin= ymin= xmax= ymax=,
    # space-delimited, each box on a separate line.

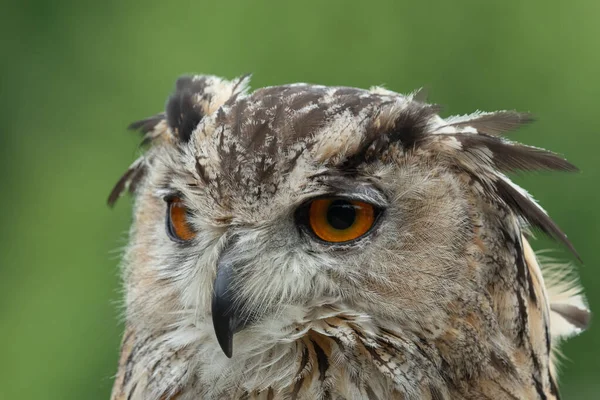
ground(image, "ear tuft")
xmin=453 ymin=133 xmax=578 ymax=173
xmin=442 ymin=111 xmax=534 ymax=136
xmin=107 ymin=157 xmax=147 ymax=206
xmin=166 ymin=76 xmax=205 ymax=143
xmin=165 ymin=74 xmax=252 ymax=143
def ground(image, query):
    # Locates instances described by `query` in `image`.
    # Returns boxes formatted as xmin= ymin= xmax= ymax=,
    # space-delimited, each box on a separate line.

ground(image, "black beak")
xmin=211 ymin=258 xmax=248 ymax=358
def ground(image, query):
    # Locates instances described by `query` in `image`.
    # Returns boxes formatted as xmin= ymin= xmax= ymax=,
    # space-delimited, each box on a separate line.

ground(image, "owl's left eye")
xmin=166 ymin=197 xmax=197 ymax=242
xmin=297 ymin=197 xmax=381 ymax=243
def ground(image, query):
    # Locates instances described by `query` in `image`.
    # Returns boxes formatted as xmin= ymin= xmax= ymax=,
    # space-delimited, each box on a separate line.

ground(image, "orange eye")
xmin=307 ymin=198 xmax=377 ymax=243
xmin=167 ymin=197 xmax=196 ymax=242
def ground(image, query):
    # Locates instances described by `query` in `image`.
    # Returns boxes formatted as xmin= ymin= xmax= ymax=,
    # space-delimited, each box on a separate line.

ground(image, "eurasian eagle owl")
xmin=108 ymin=75 xmax=589 ymax=399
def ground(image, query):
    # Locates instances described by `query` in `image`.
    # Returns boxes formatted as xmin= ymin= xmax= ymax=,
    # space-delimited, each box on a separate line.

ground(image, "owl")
xmin=108 ymin=75 xmax=590 ymax=400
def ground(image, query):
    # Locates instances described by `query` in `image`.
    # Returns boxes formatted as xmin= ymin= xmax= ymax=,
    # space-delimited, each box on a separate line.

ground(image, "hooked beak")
xmin=211 ymin=257 xmax=250 ymax=358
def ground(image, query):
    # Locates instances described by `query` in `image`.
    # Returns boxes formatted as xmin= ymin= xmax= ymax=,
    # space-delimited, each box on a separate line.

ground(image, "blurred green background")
xmin=1 ymin=0 xmax=598 ymax=398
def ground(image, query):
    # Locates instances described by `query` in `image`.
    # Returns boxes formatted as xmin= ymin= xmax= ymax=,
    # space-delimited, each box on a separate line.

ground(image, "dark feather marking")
xmin=327 ymin=332 xmax=347 ymax=352
xmin=410 ymin=336 xmax=438 ymax=366
xmin=514 ymin=255 xmax=530 ymax=345
xmin=290 ymin=377 xmax=304 ymax=400
xmin=166 ymin=90 xmax=204 ymax=143
xmin=127 ymin=166 xmax=147 ymax=197
xmin=164 ymin=75 xmax=226 ymax=143
xmin=361 ymin=341 xmax=387 ymax=372
xmin=379 ymin=327 xmax=403 ymax=339
xmin=515 ymin=238 xmax=538 ymax=305
xmin=295 ymin=345 xmax=309 ymax=377
xmin=446 ymin=111 xmax=533 ymax=136
xmin=310 ymin=339 xmax=329 ymax=382
xmin=174 ymin=75 xmax=193 ymax=91
xmin=533 ymin=374 xmax=548 ymax=400
xmin=123 ymin=335 xmax=153 ymax=389
xmin=288 ymin=90 xmax=319 ymax=111
xmin=529 ymin=348 xmax=549 ymax=400
xmin=344 ymin=101 xmax=439 ymax=167
xmin=266 ymin=387 xmax=274 ymax=400
xmin=282 ymin=147 xmax=307 ymax=174
xmin=549 ymin=373 xmax=561 ymax=399
xmin=550 ymin=303 xmax=591 ymax=329
xmin=127 ymin=382 xmax=138 ymax=400
xmin=245 ymin=119 xmax=270 ymax=151
xmin=291 ymin=105 xmax=328 ymax=141
xmin=122 ymin=329 xmax=134 ymax=346
xmin=255 ymin=154 xmax=277 ymax=185
xmin=213 ymin=85 xmax=397 ymax=184
xmin=337 ymin=93 xmax=381 ymax=118
xmin=499 ymin=228 xmax=529 ymax=345
xmin=108 ymin=161 xmax=146 ymax=207
xmin=389 ymin=102 xmax=441 ymax=149
xmin=128 ymin=113 xmax=166 ymax=134
xmin=437 ymin=359 xmax=454 ymax=386
xmin=108 ymin=166 xmax=137 ymax=207
xmin=454 ymin=133 xmax=578 ymax=173
xmin=494 ymin=178 xmax=580 ymax=260
xmin=150 ymin=357 xmax=161 ymax=373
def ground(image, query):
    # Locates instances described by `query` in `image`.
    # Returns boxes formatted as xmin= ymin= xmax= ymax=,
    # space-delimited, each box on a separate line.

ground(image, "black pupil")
xmin=326 ymin=200 xmax=356 ymax=230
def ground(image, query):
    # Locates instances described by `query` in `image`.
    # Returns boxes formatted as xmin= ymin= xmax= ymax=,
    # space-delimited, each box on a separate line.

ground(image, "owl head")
xmin=110 ymin=75 xmax=588 ymax=398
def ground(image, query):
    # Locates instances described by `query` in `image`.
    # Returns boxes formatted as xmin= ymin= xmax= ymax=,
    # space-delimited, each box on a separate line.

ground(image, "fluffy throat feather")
xmin=210 ymin=309 xmax=441 ymax=398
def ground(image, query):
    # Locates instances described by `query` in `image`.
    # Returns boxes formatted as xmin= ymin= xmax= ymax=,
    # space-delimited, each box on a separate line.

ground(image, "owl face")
xmin=122 ymin=78 xmax=482 ymax=358
xmin=110 ymin=75 xmax=588 ymax=399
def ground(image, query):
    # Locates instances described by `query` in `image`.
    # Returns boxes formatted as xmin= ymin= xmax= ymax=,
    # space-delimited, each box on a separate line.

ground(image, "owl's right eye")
xmin=166 ymin=197 xmax=197 ymax=242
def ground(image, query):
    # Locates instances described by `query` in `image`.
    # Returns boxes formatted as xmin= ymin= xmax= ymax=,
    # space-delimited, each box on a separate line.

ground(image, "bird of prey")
xmin=108 ymin=75 xmax=589 ymax=399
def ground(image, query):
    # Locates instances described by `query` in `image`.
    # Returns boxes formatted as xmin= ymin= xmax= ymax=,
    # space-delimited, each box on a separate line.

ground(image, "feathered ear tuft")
xmin=108 ymin=74 xmax=252 ymax=206
xmin=166 ymin=78 xmax=205 ymax=143
xmin=128 ymin=113 xmax=168 ymax=146
xmin=107 ymin=157 xmax=147 ymax=207
xmin=128 ymin=113 xmax=166 ymax=133
xmin=441 ymin=110 xmax=534 ymax=136
xmin=423 ymin=106 xmax=579 ymax=258
xmin=108 ymin=112 xmax=169 ymax=206
xmin=451 ymin=133 xmax=578 ymax=173
xmin=166 ymin=74 xmax=252 ymax=143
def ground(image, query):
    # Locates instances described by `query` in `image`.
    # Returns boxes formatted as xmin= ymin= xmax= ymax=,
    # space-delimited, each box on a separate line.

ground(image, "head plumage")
xmin=109 ymin=74 xmax=579 ymax=258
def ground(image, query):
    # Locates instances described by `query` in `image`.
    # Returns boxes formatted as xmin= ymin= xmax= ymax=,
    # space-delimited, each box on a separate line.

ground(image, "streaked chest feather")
xmin=114 ymin=275 xmax=560 ymax=400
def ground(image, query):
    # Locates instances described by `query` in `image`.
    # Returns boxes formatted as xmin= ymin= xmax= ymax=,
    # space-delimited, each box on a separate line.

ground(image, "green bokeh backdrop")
xmin=1 ymin=1 xmax=598 ymax=398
